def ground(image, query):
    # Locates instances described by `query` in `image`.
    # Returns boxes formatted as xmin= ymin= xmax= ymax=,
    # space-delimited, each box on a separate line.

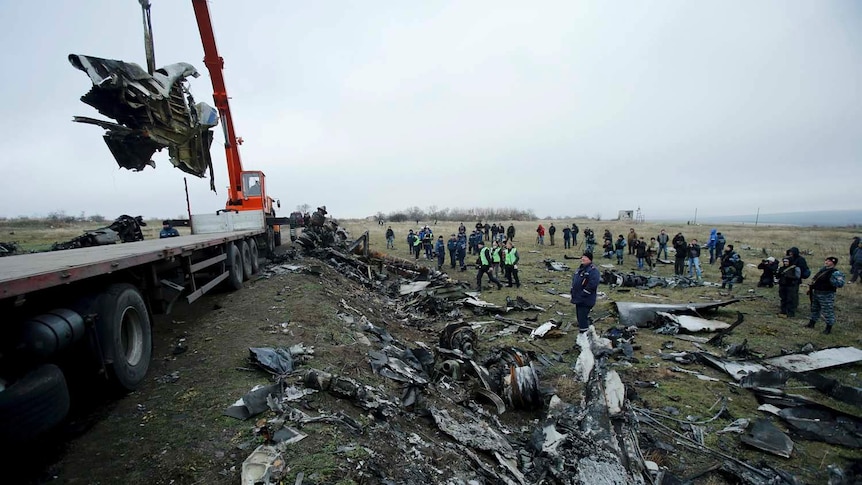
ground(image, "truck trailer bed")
xmin=0 ymin=231 xmax=259 ymax=299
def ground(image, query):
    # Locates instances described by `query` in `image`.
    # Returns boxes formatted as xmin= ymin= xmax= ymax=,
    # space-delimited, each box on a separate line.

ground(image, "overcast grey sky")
xmin=1 ymin=1 xmax=859 ymax=221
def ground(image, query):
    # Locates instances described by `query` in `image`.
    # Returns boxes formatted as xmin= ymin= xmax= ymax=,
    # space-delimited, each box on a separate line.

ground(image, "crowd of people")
xmin=385 ymin=222 xmax=857 ymax=336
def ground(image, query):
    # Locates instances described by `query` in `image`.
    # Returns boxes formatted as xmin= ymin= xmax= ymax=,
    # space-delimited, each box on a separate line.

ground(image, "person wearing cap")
xmin=570 ymin=251 xmax=601 ymax=333
xmin=159 ymin=220 xmax=179 ymax=238
xmin=805 ymin=257 xmax=846 ymax=334
xmin=475 ymin=240 xmax=503 ymax=290
xmin=757 ymin=257 xmax=779 ymax=288
xmin=776 ymin=257 xmax=801 ymax=318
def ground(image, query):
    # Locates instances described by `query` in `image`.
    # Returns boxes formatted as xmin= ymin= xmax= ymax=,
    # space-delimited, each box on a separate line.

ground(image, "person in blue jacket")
xmin=435 ymin=236 xmax=446 ymax=270
xmin=447 ymin=234 xmax=458 ymax=269
xmin=456 ymin=232 xmax=468 ymax=271
xmin=570 ymin=251 xmax=601 ymax=333
xmin=160 ymin=221 xmax=180 ymax=238
xmin=707 ymin=228 xmax=718 ymax=264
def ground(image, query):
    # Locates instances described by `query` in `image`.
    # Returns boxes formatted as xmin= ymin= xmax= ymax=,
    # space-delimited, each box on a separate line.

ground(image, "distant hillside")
xmin=690 ymin=210 xmax=861 ymax=227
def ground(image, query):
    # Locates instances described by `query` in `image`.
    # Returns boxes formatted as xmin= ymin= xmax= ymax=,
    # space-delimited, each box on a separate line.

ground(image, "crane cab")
xmin=237 ymin=171 xmax=277 ymax=216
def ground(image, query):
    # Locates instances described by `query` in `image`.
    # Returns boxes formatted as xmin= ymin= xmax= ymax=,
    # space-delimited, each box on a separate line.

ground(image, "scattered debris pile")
xmin=0 ymin=241 xmax=21 ymax=257
xmin=601 ymin=270 xmax=708 ymax=289
xmin=51 ymin=215 xmax=147 ymax=250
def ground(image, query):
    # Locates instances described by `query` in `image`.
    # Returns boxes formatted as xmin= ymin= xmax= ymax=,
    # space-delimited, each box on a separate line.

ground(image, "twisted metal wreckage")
xmin=215 ymin=215 xmax=860 ymax=484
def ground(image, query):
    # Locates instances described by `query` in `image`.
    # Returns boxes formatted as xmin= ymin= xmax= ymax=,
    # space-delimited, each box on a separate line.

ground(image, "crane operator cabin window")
xmin=244 ymin=174 xmax=261 ymax=196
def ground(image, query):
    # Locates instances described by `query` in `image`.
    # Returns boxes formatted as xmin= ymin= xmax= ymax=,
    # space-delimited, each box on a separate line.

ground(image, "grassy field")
xmin=3 ymin=216 xmax=861 ymax=483
xmin=339 ymin=217 xmax=862 ymax=482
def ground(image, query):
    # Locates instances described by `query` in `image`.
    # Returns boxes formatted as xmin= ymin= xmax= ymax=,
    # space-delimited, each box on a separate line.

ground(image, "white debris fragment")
xmin=604 ymin=370 xmax=625 ymax=416
xmin=530 ymin=321 xmax=557 ymax=339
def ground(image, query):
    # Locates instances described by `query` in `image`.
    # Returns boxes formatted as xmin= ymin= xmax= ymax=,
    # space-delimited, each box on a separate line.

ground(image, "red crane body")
xmin=190 ymin=0 xmax=273 ymax=215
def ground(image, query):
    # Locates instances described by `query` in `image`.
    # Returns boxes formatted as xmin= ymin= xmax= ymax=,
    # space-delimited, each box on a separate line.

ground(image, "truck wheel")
xmin=0 ymin=364 xmax=70 ymax=443
xmin=266 ymin=227 xmax=276 ymax=257
xmin=249 ymin=239 xmax=260 ymax=273
xmin=240 ymin=240 xmax=253 ymax=280
xmin=226 ymin=242 xmax=244 ymax=290
xmin=92 ymin=284 xmax=153 ymax=391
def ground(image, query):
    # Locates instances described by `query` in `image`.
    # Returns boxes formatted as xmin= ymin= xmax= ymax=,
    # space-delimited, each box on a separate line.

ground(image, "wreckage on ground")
xmin=50 ymin=215 xmax=146 ymax=251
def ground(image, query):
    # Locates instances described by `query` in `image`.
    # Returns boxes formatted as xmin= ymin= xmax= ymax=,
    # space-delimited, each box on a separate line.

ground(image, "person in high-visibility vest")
xmin=476 ymin=241 xmax=502 ymax=290
xmin=505 ymin=240 xmax=520 ymax=288
xmin=491 ymin=240 xmax=503 ymax=279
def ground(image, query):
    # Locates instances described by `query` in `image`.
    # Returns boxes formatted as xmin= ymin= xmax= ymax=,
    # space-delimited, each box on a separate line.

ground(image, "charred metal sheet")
xmin=302 ymin=368 xmax=398 ymax=417
xmin=224 ymin=383 xmax=282 ymax=420
xmin=505 ymin=296 xmax=545 ymax=311
xmin=795 ymin=372 xmax=862 ymax=407
xmin=429 ymin=407 xmax=515 ymax=457
xmin=439 ymin=323 xmax=476 ymax=356
xmin=763 ymin=347 xmax=862 ymax=373
xmin=615 ymin=300 xmax=739 ymax=327
xmin=741 ymin=370 xmax=791 ymax=389
xmin=698 ymin=352 xmax=766 ymax=381
xmin=779 ymin=407 xmax=862 ymax=448
xmin=740 ymin=418 xmax=794 ymax=458
xmin=69 ymin=54 xmax=217 ymax=183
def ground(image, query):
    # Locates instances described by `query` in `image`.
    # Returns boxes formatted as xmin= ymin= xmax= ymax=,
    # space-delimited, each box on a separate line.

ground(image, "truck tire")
xmin=91 ymin=284 xmax=153 ymax=391
xmin=240 ymin=240 xmax=253 ymax=281
xmin=266 ymin=227 xmax=276 ymax=257
xmin=249 ymin=239 xmax=260 ymax=274
xmin=0 ymin=364 xmax=70 ymax=443
xmin=226 ymin=242 xmax=244 ymax=290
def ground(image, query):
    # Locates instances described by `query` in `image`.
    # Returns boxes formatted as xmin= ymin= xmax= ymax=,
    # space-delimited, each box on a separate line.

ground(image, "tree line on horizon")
xmin=371 ymin=206 xmax=573 ymax=223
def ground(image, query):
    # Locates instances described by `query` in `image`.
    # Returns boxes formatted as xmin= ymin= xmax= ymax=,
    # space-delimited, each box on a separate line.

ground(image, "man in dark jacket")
xmin=785 ymin=247 xmax=810 ymax=280
xmin=687 ymin=239 xmax=702 ymax=280
xmin=562 ymin=226 xmax=572 ymax=249
xmin=849 ymin=237 xmax=862 ymax=283
xmin=571 ymin=223 xmax=579 ymax=245
xmin=160 ymin=221 xmax=180 ymax=238
xmin=570 ymin=251 xmax=601 ymax=333
xmin=657 ymin=229 xmax=670 ymax=260
xmin=506 ymin=224 xmax=516 ymax=242
xmin=714 ymin=232 xmax=726 ymax=263
xmin=447 ymin=234 xmax=458 ymax=269
xmin=672 ymin=233 xmax=687 ymax=276
xmin=757 ymin=257 xmax=779 ymax=288
xmin=805 ymin=257 xmax=846 ymax=334
xmin=549 ymin=223 xmax=557 ymax=246
xmin=385 ymin=226 xmax=395 ymax=249
xmin=776 ymin=257 xmax=801 ymax=317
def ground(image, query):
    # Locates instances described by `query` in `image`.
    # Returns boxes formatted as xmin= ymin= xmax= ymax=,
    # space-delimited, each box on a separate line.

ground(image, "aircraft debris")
xmin=248 ymin=344 xmax=313 ymax=376
xmin=51 ymin=215 xmax=146 ymax=250
xmin=740 ymin=418 xmax=794 ymax=458
xmin=224 ymin=383 xmax=282 ymax=420
xmin=484 ymin=347 xmax=541 ymax=411
xmin=543 ymin=259 xmax=570 ymax=271
xmin=241 ymin=444 xmax=284 ymax=485
xmin=439 ymin=322 xmax=476 ymax=356
xmin=614 ymin=300 xmax=740 ymax=327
